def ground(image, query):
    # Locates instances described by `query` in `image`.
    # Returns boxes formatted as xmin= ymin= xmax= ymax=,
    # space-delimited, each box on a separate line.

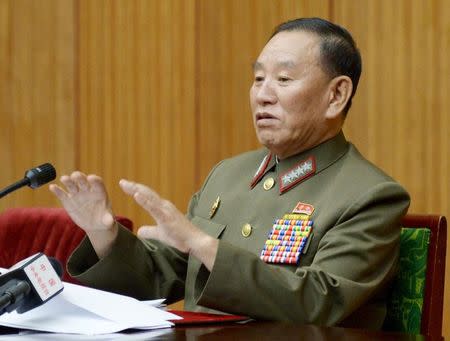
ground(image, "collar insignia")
xmin=279 ymin=156 xmax=316 ymax=194
xmin=250 ymin=153 xmax=273 ymax=188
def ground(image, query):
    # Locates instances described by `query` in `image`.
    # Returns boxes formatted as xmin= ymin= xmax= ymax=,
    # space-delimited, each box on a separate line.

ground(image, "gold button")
xmin=263 ymin=177 xmax=275 ymax=191
xmin=241 ymin=223 xmax=252 ymax=237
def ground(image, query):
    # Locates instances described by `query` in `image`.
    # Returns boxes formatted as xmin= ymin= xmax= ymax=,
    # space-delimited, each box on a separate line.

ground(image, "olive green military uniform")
xmin=68 ymin=132 xmax=410 ymax=329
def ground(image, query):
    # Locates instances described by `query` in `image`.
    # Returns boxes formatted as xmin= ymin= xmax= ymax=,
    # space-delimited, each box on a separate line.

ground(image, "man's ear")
xmin=326 ymin=76 xmax=353 ymax=119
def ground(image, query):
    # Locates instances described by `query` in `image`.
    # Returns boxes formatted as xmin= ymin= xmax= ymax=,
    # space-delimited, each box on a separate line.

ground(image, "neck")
xmin=274 ymin=130 xmax=342 ymax=160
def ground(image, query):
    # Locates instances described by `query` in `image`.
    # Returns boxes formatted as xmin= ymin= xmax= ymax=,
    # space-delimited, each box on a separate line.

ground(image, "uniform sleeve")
xmin=66 ymin=162 xmax=222 ymax=303
xmin=66 ymin=187 xmax=204 ymax=305
xmin=194 ymin=182 xmax=410 ymax=326
xmin=67 ymin=225 xmax=187 ymax=303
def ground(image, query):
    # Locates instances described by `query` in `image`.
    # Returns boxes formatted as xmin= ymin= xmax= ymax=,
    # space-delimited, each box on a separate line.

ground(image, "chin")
xmin=257 ymin=135 xmax=279 ymax=151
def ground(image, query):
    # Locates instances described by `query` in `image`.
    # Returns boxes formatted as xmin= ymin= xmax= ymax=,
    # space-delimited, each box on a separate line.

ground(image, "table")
xmin=0 ymin=321 xmax=433 ymax=340
xmin=161 ymin=322 xmax=429 ymax=340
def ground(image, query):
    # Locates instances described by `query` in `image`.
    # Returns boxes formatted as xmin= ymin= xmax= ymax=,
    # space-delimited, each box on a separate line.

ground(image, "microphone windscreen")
xmin=1 ymin=253 xmax=64 ymax=314
xmin=24 ymin=163 xmax=56 ymax=189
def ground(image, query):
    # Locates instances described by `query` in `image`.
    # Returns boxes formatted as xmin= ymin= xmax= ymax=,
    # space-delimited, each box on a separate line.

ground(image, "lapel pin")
xmin=209 ymin=196 xmax=221 ymax=219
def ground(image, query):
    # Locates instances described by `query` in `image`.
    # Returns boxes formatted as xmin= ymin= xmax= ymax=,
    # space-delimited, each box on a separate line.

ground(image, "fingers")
xmin=60 ymin=171 xmax=87 ymax=194
xmin=119 ymin=179 xmax=156 ymax=197
xmin=119 ymin=179 xmax=159 ymax=208
xmin=49 ymin=184 xmax=68 ymax=200
xmin=120 ymin=179 xmax=169 ymax=223
xmin=57 ymin=172 xmax=105 ymax=194
xmin=88 ymin=175 xmax=108 ymax=194
xmin=137 ymin=226 xmax=158 ymax=240
xmin=60 ymin=174 xmax=79 ymax=194
xmin=74 ymin=173 xmax=89 ymax=191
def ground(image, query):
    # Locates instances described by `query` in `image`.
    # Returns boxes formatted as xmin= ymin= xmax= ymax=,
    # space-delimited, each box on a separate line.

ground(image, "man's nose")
xmin=255 ymin=81 xmax=277 ymax=105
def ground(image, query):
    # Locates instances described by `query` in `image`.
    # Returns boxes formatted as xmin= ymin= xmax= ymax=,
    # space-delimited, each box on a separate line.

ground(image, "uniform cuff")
xmin=67 ymin=224 xmax=137 ymax=285
xmin=195 ymin=240 xmax=246 ymax=312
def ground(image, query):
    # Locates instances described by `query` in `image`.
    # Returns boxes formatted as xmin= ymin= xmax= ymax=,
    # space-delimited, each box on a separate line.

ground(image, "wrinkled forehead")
xmin=255 ymin=31 xmax=321 ymax=68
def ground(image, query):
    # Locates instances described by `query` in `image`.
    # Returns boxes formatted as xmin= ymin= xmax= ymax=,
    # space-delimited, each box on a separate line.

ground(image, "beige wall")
xmin=0 ymin=0 xmax=75 ymax=207
xmin=0 ymin=0 xmax=449 ymax=336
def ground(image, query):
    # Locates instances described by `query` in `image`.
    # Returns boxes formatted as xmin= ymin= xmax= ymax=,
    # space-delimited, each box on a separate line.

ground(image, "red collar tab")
xmin=279 ymin=156 xmax=316 ymax=194
xmin=250 ymin=153 xmax=273 ymax=189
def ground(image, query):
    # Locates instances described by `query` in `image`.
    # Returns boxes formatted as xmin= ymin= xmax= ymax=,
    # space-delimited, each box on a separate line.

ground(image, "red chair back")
xmin=0 ymin=207 xmax=133 ymax=284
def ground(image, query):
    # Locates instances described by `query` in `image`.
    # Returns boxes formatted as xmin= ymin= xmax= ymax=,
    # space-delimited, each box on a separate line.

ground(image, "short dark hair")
xmin=271 ymin=17 xmax=362 ymax=116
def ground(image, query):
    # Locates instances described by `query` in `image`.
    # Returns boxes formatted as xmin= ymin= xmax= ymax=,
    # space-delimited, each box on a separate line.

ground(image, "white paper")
xmin=0 ymin=328 xmax=173 ymax=340
xmin=142 ymin=298 xmax=166 ymax=308
xmin=0 ymin=280 xmax=181 ymax=335
xmin=60 ymin=282 xmax=180 ymax=327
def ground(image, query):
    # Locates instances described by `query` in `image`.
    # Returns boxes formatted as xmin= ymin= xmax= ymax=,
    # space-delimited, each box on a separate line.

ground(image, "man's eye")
xmin=279 ymin=77 xmax=291 ymax=82
xmin=254 ymin=76 xmax=264 ymax=82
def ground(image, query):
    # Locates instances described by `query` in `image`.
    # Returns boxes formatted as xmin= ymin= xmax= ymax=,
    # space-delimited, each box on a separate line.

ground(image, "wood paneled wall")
xmin=0 ymin=0 xmax=449 ymax=336
xmin=0 ymin=0 xmax=75 ymax=207
xmin=77 ymin=0 xmax=197 ymax=225
xmin=337 ymin=0 xmax=450 ymax=220
xmin=337 ymin=4 xmax=450 ymax=333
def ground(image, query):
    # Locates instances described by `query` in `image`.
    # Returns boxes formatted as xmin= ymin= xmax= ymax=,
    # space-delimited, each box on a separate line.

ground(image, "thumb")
xmin=119 ymin=179 xmax=137 ymax=196
xmin=137 ymin=225 xmax=158 ymax=240
xmin=49 ymin=184 xmax=68 ymax=201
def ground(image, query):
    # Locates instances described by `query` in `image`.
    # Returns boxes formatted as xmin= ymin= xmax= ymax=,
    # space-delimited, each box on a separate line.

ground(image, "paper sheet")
xmin=0 ymin=328 xmax=173 ymax=340
xmin=0 ymin=280 xmax=181 ymax=335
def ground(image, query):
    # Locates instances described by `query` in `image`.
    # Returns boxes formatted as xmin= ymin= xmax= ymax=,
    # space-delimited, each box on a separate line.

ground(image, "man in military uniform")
xmin=50 ymin=18 xmax=410 ymax=329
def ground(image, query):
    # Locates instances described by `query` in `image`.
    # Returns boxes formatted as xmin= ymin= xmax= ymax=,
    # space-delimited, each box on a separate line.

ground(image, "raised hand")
xmin=119 ymin=179 xmax=218 ymax=270
xmin=49 ymin=172 xmax=118 ymax=258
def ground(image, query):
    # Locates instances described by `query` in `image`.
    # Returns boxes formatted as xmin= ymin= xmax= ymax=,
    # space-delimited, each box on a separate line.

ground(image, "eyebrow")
xmin=252 ymin=60 xmax=297 ymax=71
xmin=252 ymin=62 xmax=263 ymax=71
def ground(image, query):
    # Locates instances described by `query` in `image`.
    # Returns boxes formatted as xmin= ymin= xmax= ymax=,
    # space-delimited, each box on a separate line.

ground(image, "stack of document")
xmin=0 ymin=281 xmax=181 ymax=335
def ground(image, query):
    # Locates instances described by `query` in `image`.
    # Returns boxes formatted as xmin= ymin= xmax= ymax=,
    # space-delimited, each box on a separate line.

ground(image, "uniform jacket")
xmin=68 ymin=132 xmax=410 ymax=329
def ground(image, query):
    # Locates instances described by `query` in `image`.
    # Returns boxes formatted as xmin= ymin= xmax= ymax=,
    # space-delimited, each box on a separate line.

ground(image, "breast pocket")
xmin=190 ymin=216 xmax=227 ymax=239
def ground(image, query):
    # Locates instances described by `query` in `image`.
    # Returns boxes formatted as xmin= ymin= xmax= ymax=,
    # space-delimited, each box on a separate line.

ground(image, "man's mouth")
xmin=256 ymin=112 xmax=277 ymax=121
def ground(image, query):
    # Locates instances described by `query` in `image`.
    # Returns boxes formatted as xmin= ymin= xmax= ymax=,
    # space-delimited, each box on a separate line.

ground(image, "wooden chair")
xmin=0 ymin=207 xmax=133 ymax=284
xmin=383 ymin=214 xmax=447 ymax=339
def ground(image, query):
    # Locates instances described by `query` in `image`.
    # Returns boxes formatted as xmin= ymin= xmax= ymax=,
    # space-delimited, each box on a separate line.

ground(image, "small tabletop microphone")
xmin=0 ymin=253 xmax=64 ymax=315
xmin=0 ymin=163 xmax=56 ymax=199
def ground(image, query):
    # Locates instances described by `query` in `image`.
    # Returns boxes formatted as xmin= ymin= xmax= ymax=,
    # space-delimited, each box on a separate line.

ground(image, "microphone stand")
xmin=0 ymin=179 xmax=29 ymax=199
xmin=0 ymin=163 xmax=56 ymax=199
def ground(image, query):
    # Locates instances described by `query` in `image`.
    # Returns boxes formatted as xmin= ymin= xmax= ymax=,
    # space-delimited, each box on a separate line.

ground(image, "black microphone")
xmin=0 ymin=163 xmax=56 ymax=199
xmin=0 ymin=253 xmax=64 ymax=315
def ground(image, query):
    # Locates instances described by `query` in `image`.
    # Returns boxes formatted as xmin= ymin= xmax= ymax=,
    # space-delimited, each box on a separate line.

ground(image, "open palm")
xmin=49 ymin=172 xmax=114 ymax=232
